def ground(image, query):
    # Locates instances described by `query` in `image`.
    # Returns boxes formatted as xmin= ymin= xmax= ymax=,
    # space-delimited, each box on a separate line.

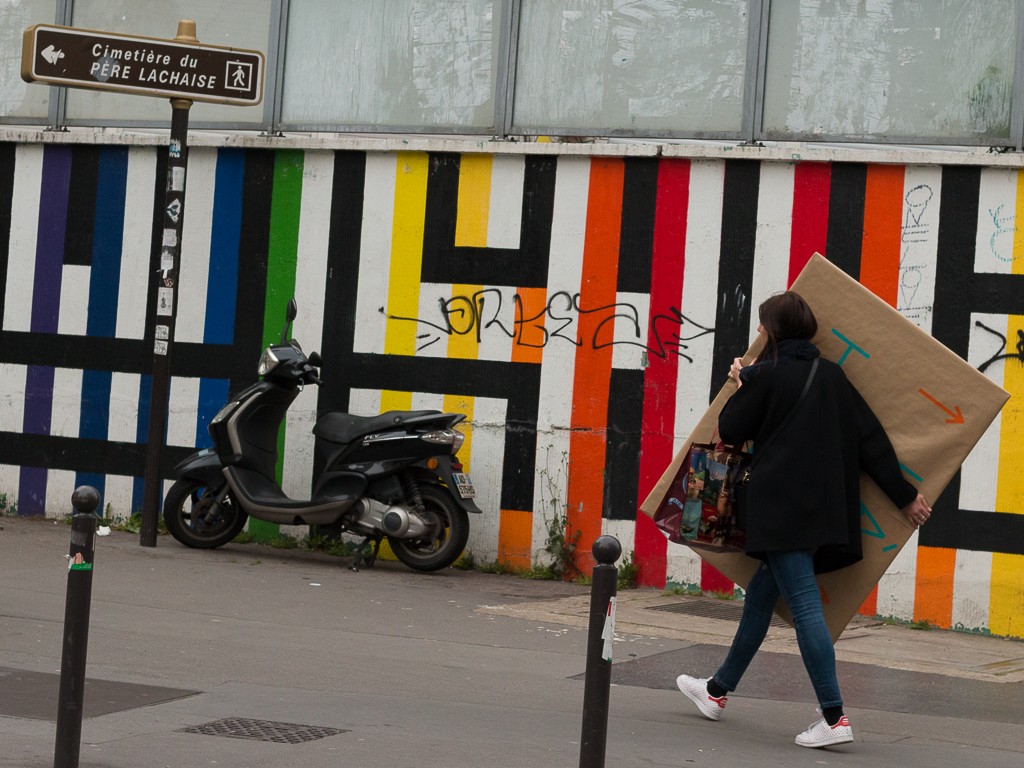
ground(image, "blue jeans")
xmin=712 ymin=549 xmax=843 ymax=710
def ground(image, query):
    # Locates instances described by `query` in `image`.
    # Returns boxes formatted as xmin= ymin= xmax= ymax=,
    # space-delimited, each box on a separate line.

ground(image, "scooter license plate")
xmin=452 ymin=472 xmax=475 ymax=499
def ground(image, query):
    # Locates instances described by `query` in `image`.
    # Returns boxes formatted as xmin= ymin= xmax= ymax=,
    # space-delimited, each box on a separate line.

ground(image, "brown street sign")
xmin=22 ymin=24 xmax=264 ymax=106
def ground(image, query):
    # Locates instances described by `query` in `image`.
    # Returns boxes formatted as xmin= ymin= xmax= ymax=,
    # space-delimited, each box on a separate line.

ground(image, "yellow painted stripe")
xmin=444 ymin=392 xmax=474 ymax=474
xmin=380 ymin=152 xmax=429 ymax=412
xmin=455 ymin=155 xmax=492 ymax=247
xmin=989 ymin=171 xmax=1024 ymax=635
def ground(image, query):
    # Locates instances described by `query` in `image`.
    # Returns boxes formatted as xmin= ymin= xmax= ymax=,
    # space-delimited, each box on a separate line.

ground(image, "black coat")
xmin=718 ymin=356 xmax=918 ymax=573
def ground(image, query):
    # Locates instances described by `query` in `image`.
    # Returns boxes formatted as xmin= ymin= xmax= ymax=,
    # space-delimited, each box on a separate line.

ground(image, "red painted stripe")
xmin=789 ymin=163 xmax=832 ymax=285
xmin=635 ymin=159 xmax=690 ymax=588
xmin=567 ymin=159 xmax=624 ymax=575
xmin=701 ymin=559 xmax=735 ymax=595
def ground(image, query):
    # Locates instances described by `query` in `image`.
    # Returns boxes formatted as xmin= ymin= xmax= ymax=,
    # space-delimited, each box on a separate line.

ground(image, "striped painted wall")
xmin=1 ymin=141 xmax=1023 ymax=638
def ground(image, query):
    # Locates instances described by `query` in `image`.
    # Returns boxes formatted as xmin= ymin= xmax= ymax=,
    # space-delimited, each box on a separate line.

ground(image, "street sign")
xmin=21 ymin=24 xmax=264 ymax=106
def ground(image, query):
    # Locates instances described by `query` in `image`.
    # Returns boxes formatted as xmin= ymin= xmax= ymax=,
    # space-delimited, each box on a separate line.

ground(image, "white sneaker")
xmin=795 ymin=714 xmax=853 ymax=748
xmin=675 ymin=675 xmax=727 ymax=721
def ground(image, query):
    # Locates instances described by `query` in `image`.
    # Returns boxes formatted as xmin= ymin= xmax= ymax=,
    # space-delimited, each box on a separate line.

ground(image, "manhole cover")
xmin=179 ymin=717 xmax=348 ymax=744
xmin=648 ymin=597 xmax=789 ymax=628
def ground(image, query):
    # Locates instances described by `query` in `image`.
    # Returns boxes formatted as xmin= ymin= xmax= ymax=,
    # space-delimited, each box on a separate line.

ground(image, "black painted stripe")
xmin=617 ymin=157 xmax=659 ymax=294
xmin=919 ymin=508 xmax=1024 ymax=556
xmin=825 ymin=162 xmax=867 ymax=278
xmin=919 ymin=165 xmax=980 ymax=550
xmin=63 ymin=145 xmax=100 ymax=266
xmin=229 ymin=149 xmax=276 ymax=395
xmin=0 ymin=142 xmax=15 ymax=329
xmin=420 ymin=153 xmax=555 ymax=288
xmin=0 ymin=432 xmax=192 ymax=479
xmin=317 ymin=150 xmax=367 ymax=421
xmin=605 ymin=368 xmax=644 ymax=520
xmin=710 ymin=159 xmax=760 ymax=402
xmin=499 ymin=363 xmax=540 ymax=512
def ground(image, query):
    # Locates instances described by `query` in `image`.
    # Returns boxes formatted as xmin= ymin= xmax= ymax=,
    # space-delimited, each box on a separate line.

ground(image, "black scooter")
xmin=163 ymin=299 xmax=481 ymax=571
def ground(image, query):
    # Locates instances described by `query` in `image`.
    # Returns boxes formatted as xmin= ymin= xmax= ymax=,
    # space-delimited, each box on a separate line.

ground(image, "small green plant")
xmin=232 ymin=530 xmax=254 ymax=544
xmin=269 ymin=534 xmax=299 ymax=549
xmin=664 ymin=583 xmax=703 ymax=597
xmin=302 ymin=533 xmax=357 ymax=557
xmin=0 ymin=492 xmax=18 ymax=516
xmin=616 ymin=552 xmax=638 ymax=590
xmin=880 ymin=615 xmax=934 ymax=631
xmin=452 ymin=550 xmax=476 ymax=570
xmin=536 ymin=448 xmax=582 ymax=579
xmin=540 ymin=510 xmax=581 ymax=579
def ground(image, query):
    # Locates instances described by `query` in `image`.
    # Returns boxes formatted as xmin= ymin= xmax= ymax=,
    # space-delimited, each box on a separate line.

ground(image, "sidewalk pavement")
xmin=1 ymin=515 xmax=1023 ymax=768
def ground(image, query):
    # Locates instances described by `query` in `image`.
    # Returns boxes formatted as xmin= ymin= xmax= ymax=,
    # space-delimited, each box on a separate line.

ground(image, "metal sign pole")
xmin=139 ymin=20 xmax=195 ymax=547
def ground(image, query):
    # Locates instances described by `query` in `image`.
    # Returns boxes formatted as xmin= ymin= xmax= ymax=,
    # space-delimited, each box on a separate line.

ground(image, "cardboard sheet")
xmin=640 ymin=254 xmax=1010 ymax=641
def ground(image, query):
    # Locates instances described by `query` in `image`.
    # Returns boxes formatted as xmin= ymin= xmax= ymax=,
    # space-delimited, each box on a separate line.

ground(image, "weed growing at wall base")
xmin=0 ymin=492 xmax=17 ymax=517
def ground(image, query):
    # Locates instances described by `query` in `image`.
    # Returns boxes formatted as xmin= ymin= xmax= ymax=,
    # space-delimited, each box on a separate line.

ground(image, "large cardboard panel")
xmin=640 ymin=254 xmax=1010 ymax=641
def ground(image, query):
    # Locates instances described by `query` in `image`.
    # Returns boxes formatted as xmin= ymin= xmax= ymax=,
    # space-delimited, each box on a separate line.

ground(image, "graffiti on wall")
xmin=0 ymin=142 xmax=1023 ymax=637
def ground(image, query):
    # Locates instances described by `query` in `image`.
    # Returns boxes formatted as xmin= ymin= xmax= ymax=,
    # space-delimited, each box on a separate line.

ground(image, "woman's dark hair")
xmin=755 ymin=291 xmax=817 ymax=363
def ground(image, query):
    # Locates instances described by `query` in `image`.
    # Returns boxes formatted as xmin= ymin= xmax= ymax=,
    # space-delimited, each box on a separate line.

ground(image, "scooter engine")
xmin=351 ymin=498 xmax=429 ymax=539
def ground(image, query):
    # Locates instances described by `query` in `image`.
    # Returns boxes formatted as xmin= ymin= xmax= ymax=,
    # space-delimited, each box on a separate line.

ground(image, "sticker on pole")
xmin=21 ymin=24 xmax=264 ymax=106
xmin=601 ymin=596 xmax=617 ymax=662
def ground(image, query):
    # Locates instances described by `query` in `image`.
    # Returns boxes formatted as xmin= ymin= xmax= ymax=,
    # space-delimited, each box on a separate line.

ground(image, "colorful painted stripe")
xmin=636 ymin=158 xmax=690 ymax=587
xmin=567 ymin=158 xmax=623 ymax=569
xmin=790 ymin=162 xmax=831 ymax=285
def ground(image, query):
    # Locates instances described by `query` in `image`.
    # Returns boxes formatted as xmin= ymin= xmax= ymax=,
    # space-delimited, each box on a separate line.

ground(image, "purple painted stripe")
xmin=31 ymin=145 xmax=72 ymax=333
xmin=19 ymin=145 xmax=72 ymax=515
xmin=19 ymin=365 xmax=55 ymax=515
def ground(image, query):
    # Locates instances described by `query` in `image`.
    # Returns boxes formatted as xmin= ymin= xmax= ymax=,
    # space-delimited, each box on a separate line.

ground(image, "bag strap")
xmin=747 ymin=357 xmax=818 ymax=471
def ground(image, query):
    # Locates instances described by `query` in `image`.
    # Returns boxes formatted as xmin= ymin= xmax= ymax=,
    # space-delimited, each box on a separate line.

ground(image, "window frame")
xmin=2 ymin=0 xmax=1022 ymax=150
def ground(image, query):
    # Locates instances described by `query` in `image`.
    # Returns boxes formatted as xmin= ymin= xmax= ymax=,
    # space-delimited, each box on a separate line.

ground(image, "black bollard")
xmin=54 ymin=486 xmax=101 ymax=768
xmin=579 ymin=535 xmax=622 ymax=768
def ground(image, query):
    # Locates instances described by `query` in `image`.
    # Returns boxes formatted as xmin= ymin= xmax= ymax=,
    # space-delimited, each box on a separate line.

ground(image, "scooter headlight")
xmin=257 ymin=347 xmax=280 ymax=376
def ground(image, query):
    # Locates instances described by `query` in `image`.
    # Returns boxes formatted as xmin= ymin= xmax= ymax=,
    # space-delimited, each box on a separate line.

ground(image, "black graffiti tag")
xmin=382 ymin=288 xmax=715 ymax=361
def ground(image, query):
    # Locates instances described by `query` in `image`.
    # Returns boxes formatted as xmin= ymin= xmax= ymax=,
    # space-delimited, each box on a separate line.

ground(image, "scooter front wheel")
xmin=389 ymin=485 xmax=469 ymax=572
xmin=163 ymin=479 xmax=249 ymax=549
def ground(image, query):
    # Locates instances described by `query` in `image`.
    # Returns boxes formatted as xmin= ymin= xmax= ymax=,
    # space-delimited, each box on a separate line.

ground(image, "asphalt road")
xmin=1 ymin=516 xmax=1022 ymax=767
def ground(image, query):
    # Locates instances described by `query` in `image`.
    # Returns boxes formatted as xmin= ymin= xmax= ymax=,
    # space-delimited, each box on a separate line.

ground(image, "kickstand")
xmin=349 ymin=536 xmax=381 ymax=572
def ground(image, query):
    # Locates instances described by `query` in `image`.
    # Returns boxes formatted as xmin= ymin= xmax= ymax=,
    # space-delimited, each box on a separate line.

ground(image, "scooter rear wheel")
xmin=388 ymin=484 xmax=469 ymax=572
xmin=163 ymin=479 xmax=249 ymax=549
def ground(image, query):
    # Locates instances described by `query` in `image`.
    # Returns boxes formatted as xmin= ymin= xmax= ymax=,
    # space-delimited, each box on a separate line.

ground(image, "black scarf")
xmin=739 ymin=338 xmax=820 ymax=383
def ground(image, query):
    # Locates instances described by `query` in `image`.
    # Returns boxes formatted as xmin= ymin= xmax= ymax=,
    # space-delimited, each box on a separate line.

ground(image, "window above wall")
xmin=2 ymin=0 xmax=1022 ymax=150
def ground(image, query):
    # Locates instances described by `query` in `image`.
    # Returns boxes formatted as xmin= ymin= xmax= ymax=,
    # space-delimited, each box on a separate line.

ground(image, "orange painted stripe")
xmin=566 ymin=158 xmax=624 ymax=574
xmin=512 ymin=286 xmax=546 ymax=365
xmin=913 ymin=546 xmax=956 ymax=627
xmin=498 ymin=509 xmax=533 ymax=569
xmin=858 ymin=164 xmax=904 ymax=306
xmin=856 ymin=163 xmax=904 ymax=618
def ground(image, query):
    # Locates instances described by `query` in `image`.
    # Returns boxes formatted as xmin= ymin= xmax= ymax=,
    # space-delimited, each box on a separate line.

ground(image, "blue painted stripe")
xmin=196 ymin=378 xmax=231 ymax=449
xmin=204 ymin=148 xmax=244 ymax=345
xmin=78 ymin=368 xmax=112 ymax=503
xmin=86 ymin=147 xmax=128 ymax=338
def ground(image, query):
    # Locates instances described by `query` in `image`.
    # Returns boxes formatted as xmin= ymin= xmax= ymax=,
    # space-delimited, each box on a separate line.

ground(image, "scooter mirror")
xmin=281 ymin=298 xmax=298 ymax=343
xmin=308 ymin=351 xmax=322 ymax=367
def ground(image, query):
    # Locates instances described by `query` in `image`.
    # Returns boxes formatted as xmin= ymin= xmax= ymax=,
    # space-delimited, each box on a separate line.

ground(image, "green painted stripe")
xmin=250 ymin=149 xmax=304 ymax=543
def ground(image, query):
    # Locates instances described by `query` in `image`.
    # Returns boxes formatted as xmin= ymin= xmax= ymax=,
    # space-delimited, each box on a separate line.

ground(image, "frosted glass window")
xmin=281 ymin=0 xmax=498 ymax=130
xmin=1 ymin=0 xmax=55 ymax=121
xmin=512 ymin=0 xmax=751 ymax=135
xmin=762 ymin=0 xmax=1017 ymax=141
xmin=66 ymin=0 xmax=271 ymax=124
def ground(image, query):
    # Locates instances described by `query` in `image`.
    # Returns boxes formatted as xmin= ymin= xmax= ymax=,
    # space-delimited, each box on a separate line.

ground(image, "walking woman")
xmin=675 ymin=291 xmax=932 ymax=748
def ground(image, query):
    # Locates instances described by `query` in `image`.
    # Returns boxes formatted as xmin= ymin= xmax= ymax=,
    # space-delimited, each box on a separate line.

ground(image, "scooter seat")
xmin=313 ymin=409 xmax=443 ymax=445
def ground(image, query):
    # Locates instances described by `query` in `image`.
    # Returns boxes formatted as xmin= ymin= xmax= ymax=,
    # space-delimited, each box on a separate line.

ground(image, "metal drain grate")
xmin=179 ymin=717 xmax=348 ymax=744
xmin=649 ymin=598 xmax=789 ymax=628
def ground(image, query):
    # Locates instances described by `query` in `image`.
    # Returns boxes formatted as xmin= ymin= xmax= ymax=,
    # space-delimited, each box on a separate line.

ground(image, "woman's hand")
xmin=901 ymin=494 xmax=932 ymax=529
xmin=729 ymin=357 xmax=744 ymax=388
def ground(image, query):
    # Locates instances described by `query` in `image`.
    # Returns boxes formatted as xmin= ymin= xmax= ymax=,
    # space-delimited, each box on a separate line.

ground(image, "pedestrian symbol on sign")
xmin=226 ymin=60 xmax=252 ymax=91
